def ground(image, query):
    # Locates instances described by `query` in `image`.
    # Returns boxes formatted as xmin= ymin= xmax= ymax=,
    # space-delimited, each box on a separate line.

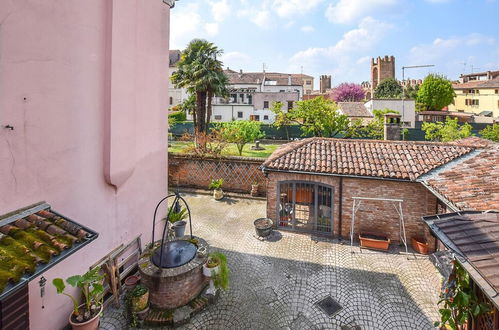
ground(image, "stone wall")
xmin=169 ymin=154 xmax=266 ymax=195
xmin=266 ymin=171 xmax=438 ymax=250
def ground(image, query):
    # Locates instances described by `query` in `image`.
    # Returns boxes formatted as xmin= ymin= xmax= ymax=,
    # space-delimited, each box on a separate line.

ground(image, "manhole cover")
xmin=316 ymin=296 xmax=342 ymax=317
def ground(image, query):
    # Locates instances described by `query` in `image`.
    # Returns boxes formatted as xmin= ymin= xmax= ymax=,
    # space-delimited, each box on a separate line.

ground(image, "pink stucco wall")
xmin=0 ymin=1 xmax=169 ymax=329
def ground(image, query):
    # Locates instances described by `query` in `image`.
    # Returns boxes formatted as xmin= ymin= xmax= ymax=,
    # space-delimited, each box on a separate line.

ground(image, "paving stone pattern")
xmin=100 ymin=193 xmax=441 ymax=330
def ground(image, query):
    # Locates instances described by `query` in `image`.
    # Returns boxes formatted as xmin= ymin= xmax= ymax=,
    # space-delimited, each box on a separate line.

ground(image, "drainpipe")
xmin=338 ymin=177 xmax=343 ymax=240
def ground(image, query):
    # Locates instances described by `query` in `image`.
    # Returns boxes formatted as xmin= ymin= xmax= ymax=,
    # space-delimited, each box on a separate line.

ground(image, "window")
xmin=169 ymin=97 xmax=173 ymax=105
xmin=495 ymin=89 xmax=498 ymax=94
xmin=465 ymin=99 xmax=479 ymax=106
xmin=277 ymin=181 xmax=333 ymax=233
xmin=249 ymin=115 xmax=260 ymax=121
xmin=231 ymin=94 xmax=237 ymax=103
xmin=263 ymin=115 xmax=269 ymax=120
xmin=237 ymin=111 xmax=243 ymax=118
xmin=263 ymin=101 xmax=269 ymax=109
xmin=240 ymin=94 xmax=245 ymax=103
xmin=287 ymin=101 xmax=293 ymax=110
xmin=248 ymin=95 xmax=253 ymax=105
xmin=306 ymin=80 xmax=311 ymax=85
xmin=214 ymin=115 xmax=222 ymax=120
xmin=279 ymin=90 xmax=285 ymax=93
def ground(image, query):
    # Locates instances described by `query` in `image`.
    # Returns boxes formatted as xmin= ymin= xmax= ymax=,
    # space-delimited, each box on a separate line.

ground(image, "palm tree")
xmin=171 ymin=39 xmax=228 ymax=145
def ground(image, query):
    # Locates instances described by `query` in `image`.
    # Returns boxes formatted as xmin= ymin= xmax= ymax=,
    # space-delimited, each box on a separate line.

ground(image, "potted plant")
xmin=209 ymin=178 xmax=224 ymax=200
xmin=254 ymin=218 xmax=273 ymax=238
xmin=166 ymin=204 xmax=188 ymax=237
xmin=52 ymin=267 xmax=104 ymax=330
xmin=251 ymin=182 xmax=259 ymax=197
xmin=129 ymin=284 xmax=149 ymax=313
xmin=411 ymin=236 xmax=429 ymax=255
xmin=359 ymin=232 xmax=390 ymax=251
xmin=203 ymin=252 xmax=229 ymax=293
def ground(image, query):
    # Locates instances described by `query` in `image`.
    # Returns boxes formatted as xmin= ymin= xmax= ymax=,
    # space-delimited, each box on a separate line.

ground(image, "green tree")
xmin=292 ymin=96 xmax=350 ymax=137
xmin=345 ymin=109 xmax=399 ymax=140
xmin=270 ymin=101 xmax=293 ymax=140
xmin=374 ymin=78 xmax=403 ymax=98
xmin=479 ymin=123 xmax=499 ymax=142
xmin=422 ymin=117 xmax=472 ymax=142
xmin=171 ymin=39 xmax=228 ymax=145
xmin=179 ymin=93 xmax=196 ymax=115
xmin=403 ymin=84 xmax=420 ymax=99
xmin=417 ymin=74 xmax=455 ymax=111
xmin=434 ymin=262 xmax=491 ymax=330
xmin=217 ymin=120 xmax=265 ymax=156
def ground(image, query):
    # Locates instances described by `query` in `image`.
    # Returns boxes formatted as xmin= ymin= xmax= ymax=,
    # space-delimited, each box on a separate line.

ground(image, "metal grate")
xmin=316 ymin=296 xmax=342 ymax=317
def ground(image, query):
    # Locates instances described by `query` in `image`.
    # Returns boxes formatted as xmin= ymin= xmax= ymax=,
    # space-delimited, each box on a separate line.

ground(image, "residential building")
xmin=169 ymin=49 xmax=188 ymax=109
xmin=448 ymin=73 xmax=499 ymax=118
xmin=337 ymin=102 xmax=373 ymax=124
xmin=210 ymin=69 xmax=304 ymax=123
xmin=0 ymin=1 xmax=170 ymax=329
xmin=364 ymin=99 xmax=416 ymax=128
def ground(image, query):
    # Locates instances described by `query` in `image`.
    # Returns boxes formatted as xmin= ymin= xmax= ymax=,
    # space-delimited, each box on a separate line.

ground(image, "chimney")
xmin=383 ymin=113 xmax=402 ymax=140
xmin=240 ymin=69 xmax=243 ymax=74
xmin=288 ymin=74 xmax=291 ymax=86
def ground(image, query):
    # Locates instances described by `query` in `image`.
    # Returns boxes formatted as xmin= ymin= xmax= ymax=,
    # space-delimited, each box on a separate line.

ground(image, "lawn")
xmin=168 ymin=141 xmax=280 ymax=158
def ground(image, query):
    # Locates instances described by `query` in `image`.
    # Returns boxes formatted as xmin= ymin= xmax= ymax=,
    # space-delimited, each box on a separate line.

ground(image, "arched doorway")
xmin=372 ymin=67 xmax=379 ymax=89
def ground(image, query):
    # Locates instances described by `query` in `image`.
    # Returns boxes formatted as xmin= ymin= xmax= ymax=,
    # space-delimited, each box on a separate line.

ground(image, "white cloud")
xmin=209 ymin=0 xmax=231 ymax=22
xmin=409 ymin=33 xmax=497 ymax=63
xmin=220 ymin=51 xmax=253 ymax=70
xmin=272 ymin=0 xmax=323 ymax=18
xmin=204 ymin=23 xmax=219 ymax=37
xmin=289 ymin=17 xmax=393 ymax=82
xmin=325 ymin=0 xmax=398 ymax=24
xmin=170 ymin=3 xmax=202 ymax=49
xmin=301 ymin=25 xmax=315 ymax=33
xmin=251 ymin=10 xmax=272 ymax=29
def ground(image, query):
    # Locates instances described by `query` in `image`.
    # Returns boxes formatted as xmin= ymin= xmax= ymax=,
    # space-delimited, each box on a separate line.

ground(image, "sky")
xmin=170 ymin=0 xmax=499 ymax=85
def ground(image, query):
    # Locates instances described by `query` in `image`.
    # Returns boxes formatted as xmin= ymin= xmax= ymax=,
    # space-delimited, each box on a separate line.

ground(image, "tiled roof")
xmin=424 ymin=138 xmax=499 ymax=211
xmin=262 ymin=137 xmax=474 ymax=181
xmin=0 ymin=203 xmax=98 ymax=298
xmin=169 ymin=50 xmax=181 ymax=67
xmin=453 ymin=77 xmax=499 ymax=89
xmin=423 ymin=212 xmax=499 ymax=305
xmin=338 ymin=102 xmax=373 ymax=118
xmin=224 ymin=70 xmax=305 ymax=85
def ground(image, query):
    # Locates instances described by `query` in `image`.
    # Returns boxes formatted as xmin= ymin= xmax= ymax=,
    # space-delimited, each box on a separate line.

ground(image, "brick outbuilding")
xmin=261 ymin=137 xmax=487 ymax=250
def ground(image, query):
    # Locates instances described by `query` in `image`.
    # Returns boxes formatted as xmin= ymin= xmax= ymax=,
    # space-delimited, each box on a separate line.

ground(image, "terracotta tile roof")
xmin=338 ymin=102 xmax=373 ymax=118
xmin=0 ymin=203 xmax=98 ymax=298
xmin=424 ymin=138 xmax=499 ymax=211
xmin=453 ymin=77 xmax=499 ymax=89
xmin=262 ymin=137 xmax=474 ymax=181
xmin=423 ymin=212 xmax=499 ymax=302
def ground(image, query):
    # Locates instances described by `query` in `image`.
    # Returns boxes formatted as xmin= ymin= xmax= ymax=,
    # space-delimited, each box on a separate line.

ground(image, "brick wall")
xmin=266 ymin=171 xmax=438 ymax=250
xmin=169 ymin=154 xmax=266 ymax=195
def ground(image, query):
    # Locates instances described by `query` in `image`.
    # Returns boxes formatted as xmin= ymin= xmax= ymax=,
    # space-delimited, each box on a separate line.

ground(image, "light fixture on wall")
xmin=163 ymin=0 xmax=177 ymax=8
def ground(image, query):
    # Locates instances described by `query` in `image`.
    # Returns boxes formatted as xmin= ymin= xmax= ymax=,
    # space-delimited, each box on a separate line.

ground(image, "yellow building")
xmin=449 ymin=72 xmax=499 ymax=118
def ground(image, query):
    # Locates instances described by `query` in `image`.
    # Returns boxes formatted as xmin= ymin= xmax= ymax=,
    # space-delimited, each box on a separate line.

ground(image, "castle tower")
xmin=319 ymin=75 xmax=332 ymax=93
xmin=371 ymin=55 xmax=395 ymax=93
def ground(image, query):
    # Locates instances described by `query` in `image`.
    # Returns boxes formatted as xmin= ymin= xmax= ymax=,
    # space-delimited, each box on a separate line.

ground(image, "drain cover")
xmin=316 ymin=296 xmax=342 ymax=317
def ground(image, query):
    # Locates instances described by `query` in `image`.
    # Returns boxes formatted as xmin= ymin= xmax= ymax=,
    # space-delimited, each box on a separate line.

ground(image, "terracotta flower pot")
xmin=124 ymin=275 xmax=140 ymax=291
xmin=213 ymin=189 xmax=224 ymax=200
xmin=69 ymin=305 xmax=102 ymax=330
xmin=359 ymin=233 xmax=390 ymax=251
xmin=411 ymin=237 xmax=429 ymax=255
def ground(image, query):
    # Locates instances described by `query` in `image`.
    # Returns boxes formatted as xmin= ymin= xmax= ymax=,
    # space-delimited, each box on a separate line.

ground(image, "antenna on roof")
xmin=301 ymin=66 xmax=303 ymax=75
xmin=471 ymin=65 xmax=481 ymax=73
xmin=262 ymin=63 xmax=266 ymax=73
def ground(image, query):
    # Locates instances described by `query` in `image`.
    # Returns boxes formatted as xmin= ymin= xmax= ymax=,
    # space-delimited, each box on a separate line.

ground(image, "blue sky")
xmin=170 ymin=0 xmax=499 ymax=85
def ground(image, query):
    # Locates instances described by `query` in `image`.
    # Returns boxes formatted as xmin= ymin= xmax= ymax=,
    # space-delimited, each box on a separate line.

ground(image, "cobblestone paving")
xmin=101 ymin=193 xmax=441 ymax=330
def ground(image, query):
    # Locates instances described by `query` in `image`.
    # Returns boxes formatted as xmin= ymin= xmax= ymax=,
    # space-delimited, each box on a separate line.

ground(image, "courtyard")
xmin=101 ymin=192 xmax=441 ymax=330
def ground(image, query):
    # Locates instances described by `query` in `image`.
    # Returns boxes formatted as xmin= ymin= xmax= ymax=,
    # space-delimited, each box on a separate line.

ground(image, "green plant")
xmin=422 ymin=117 xmax=472 ymax=142
xmin=479 ymin=123 xmax=499 ymax=142
xmin=207 ymin=252 xmax=229 ymax=291
xmin=166 ymin=204 xmax=188 ymax=224
xmin=434 ymin=261 xmax=491 ymax=329
xmin=209 ymin=178 xmax=224 ymax=190
xmin=52 ymin=267 xmax=104 ymax=321
xmin=374 ymin=78 xmax=403 ymax=99
xmin=417 ymin=73 xmax=455 ymax=111
xmin=216 ymin=120 xmax=265 ymax=156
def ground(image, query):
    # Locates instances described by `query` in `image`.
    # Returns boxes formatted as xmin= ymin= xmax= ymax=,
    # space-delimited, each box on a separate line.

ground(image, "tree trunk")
xmin=206 ymin=90 xmax=213 ymax=127
xmin=195 ymin=90 xmax=207 ymax=147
